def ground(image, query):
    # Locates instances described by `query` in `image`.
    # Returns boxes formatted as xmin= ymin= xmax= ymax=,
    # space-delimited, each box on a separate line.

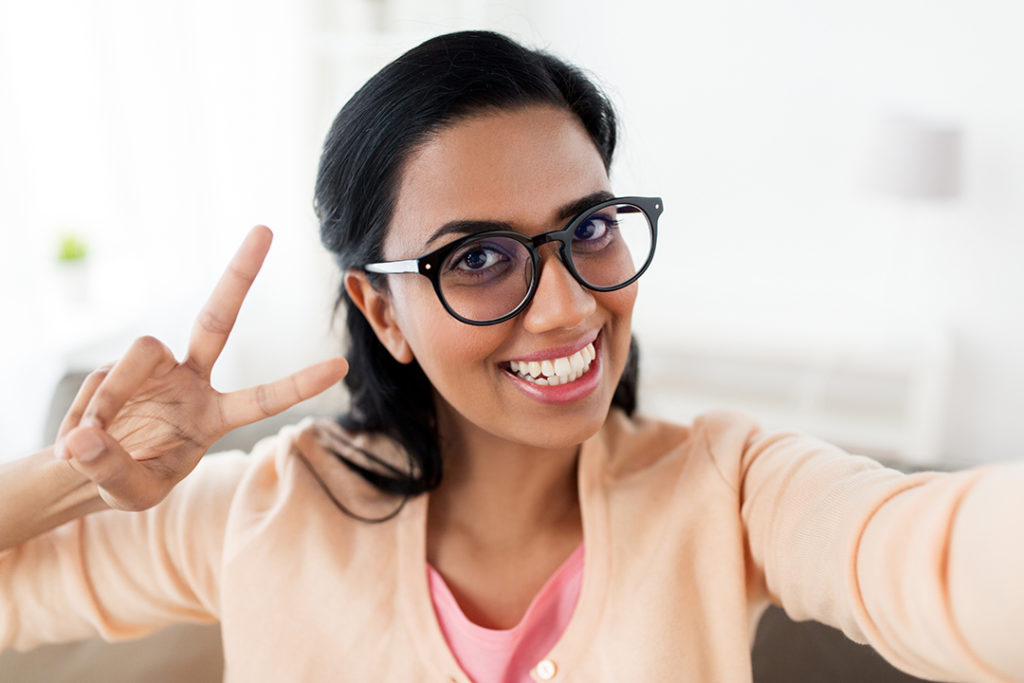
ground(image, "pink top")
xmin=427 ymin=544 xmax=585 ymax=683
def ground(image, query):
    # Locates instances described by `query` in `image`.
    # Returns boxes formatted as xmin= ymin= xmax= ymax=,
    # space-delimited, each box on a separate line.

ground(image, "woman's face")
xmin=366 ymin=105 xmax=636 ymax=450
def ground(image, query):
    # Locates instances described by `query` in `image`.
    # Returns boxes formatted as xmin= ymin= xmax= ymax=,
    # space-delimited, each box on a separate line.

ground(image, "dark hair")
xmin=314 ymin=30 xmax=639 ymax=512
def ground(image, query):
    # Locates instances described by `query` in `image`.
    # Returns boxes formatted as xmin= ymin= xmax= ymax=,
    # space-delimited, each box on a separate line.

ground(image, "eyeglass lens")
xmin=437 ymin=203 xmax=653 ymax=322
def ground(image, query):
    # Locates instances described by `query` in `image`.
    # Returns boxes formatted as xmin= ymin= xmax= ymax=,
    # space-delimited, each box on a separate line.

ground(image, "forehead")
xmin=386 ymin=105 xmax=611 ymax=256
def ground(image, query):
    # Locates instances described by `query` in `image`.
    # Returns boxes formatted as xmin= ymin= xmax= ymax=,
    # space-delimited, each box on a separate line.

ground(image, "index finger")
xmin=184 ymin=226 xmax=272 ymax=377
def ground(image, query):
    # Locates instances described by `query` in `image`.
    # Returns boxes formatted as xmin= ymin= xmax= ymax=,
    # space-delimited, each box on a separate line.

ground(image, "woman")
xmin=1 ymin=31 xmax=1021 ymax=683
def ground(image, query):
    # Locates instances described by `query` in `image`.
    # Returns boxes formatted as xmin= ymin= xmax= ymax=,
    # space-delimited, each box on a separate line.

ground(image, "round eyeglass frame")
xmin=363 ymin=195 xmax=663 ymax=326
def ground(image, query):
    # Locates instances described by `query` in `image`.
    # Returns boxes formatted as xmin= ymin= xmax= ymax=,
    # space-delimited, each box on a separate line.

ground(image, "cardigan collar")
xmin=393 ymin=416 xmax=615 ymax=682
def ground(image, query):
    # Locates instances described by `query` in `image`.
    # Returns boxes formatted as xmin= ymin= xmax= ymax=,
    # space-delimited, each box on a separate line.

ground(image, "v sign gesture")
xmin=52 ymin=226 xmax=348 ymax=512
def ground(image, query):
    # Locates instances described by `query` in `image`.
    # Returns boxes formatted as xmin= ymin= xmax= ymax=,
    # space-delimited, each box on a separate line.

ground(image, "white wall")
xmin=0 ymin=0 xmax=342 ymax=458
xmin=528 ymin=0 xmax=1024 ymax=463
xmin=2 ymin=0 xmax=1021 ymax=464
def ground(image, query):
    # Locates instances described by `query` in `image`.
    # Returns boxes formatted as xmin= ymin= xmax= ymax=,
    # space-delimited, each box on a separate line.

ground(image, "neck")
xmin=426 ymin=400 xmax=583 ymax=556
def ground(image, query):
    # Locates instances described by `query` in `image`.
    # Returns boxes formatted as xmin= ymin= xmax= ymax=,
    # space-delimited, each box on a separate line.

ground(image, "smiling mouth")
xmin=504 ymin=342 xmax=597 ymax=386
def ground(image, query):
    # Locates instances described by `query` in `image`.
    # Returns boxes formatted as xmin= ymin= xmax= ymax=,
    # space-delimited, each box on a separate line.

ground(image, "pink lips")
xmin=503 ymin=331 xmax=599 ymax=364
xmin=502 ymin=333 xmax=603 ymax=405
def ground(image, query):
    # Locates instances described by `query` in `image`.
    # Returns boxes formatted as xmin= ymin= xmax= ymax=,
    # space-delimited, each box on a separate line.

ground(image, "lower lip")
xmin=503 ymin=339 xmax=603 ymax=405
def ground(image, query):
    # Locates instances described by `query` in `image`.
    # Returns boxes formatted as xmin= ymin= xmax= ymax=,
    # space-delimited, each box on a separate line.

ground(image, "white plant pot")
xmin=55 ymin=261 xmax=90 ymax=307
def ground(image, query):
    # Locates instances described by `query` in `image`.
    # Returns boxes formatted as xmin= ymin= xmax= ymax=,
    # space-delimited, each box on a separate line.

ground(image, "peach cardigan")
xmin=2 ymin=410 xmax=1022 ymax=681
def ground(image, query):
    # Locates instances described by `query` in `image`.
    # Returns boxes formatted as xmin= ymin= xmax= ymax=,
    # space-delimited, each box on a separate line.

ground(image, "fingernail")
xmin=68 ymin=430 xmax=105 ymax=463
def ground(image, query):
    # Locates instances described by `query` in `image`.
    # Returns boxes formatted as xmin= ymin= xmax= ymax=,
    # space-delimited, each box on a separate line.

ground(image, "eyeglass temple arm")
xmin=364 ymin=259 xmax=420 ymax=274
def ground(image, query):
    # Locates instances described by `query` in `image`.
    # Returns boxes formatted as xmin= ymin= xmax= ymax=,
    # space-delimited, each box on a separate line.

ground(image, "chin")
xmin=510 ymin=400 xmax=613 ymax=451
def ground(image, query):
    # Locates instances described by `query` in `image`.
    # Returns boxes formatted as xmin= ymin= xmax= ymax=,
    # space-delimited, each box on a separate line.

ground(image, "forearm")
xmin=738 ymin=422 xmax=1018 ymax=681
xmin=947 ymin=462 xmax=1024 ymax=681
xmin=0 ymin=447 xmax=110 ymax=552
xmin=856 ymin=462 xmax=1024 ymax=682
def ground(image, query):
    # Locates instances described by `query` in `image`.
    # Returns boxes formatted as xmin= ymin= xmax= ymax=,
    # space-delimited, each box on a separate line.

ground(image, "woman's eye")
xmin=442 ymin=236 xmax=524 ymax=284
xmin=574 ymin=215 xmax=617 ymax=242
xmin=455 ymin=247 xmax=504 ymax=271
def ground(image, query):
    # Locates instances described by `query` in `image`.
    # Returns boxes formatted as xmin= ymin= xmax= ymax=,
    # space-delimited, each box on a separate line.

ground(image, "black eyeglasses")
xmin=363 ymin=195 xmax=663 ymax=325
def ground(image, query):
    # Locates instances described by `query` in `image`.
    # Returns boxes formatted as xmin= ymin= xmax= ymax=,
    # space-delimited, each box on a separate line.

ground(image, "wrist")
xmin=0 ymin=447 xmax=110 ymax=552
xmin=47 ymin=446 xmax=111 ymax=515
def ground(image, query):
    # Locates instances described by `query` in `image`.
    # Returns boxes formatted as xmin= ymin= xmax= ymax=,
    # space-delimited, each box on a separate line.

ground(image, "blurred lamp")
xmin=867 ymin=112 xmax=962 ymax=199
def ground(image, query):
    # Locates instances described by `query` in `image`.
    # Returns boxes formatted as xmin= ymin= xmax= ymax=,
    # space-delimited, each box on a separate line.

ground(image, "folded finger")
xmin=57 ymin=365 xmax=113 ymax=446
xmin=81 ymin=336 xmax=177 ymax=430
xmin=184 ymin=226 xmax=272 ymax=377
xmin=219 ymin=357 xmax=348 ymax=430
xmin=63 ymin=425 xmax=173 ymax=511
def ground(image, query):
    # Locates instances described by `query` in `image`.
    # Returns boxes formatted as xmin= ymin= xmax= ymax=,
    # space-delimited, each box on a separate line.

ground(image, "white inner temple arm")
xmin=364 ymin=260 xmax=420 ymax=274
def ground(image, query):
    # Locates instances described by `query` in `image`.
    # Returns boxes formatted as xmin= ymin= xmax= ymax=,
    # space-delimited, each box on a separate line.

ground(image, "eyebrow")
xmin=424 ymin=190 xmax=617 ymax=247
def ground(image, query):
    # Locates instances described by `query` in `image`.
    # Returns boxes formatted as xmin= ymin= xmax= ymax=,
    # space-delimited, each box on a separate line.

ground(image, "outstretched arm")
xmin=737 ymin=420 xmax=1024 ymax=682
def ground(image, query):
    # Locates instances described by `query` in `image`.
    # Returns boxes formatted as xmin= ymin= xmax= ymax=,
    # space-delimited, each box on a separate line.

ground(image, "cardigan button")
xmin=536 ymin=659 xmax=558 ymax=679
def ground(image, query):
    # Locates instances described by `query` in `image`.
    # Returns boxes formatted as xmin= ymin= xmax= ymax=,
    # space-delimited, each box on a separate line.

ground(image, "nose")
xmin=520 ymin=249 xmax=596 ymax=333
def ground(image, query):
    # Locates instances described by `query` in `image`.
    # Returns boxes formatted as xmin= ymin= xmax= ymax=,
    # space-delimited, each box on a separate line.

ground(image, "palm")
xmin=107 ymin=372 xmax=220 ymax=460
xmin=56 ymin=226 xmax=347 ymax=511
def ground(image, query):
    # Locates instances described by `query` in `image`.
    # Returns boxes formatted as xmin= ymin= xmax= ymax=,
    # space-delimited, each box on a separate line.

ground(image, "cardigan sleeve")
xmin=0 ymin=449 xmax=252 ymax=652
xmin=703 ymin=411 xmax=1024 ymax=682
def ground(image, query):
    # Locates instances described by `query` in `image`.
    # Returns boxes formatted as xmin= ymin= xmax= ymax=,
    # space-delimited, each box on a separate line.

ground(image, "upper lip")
xmin=503 ymin=330 xmax=600 ymax=364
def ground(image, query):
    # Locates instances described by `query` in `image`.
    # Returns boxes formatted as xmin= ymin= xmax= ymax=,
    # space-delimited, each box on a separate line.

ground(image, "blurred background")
xmin=1 ymin=0 xmax=1022 ymax=466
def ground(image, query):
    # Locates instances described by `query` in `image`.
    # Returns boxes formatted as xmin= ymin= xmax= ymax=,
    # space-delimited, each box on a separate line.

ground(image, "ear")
xmin=344 ymin=270 xmax=415 ymax=364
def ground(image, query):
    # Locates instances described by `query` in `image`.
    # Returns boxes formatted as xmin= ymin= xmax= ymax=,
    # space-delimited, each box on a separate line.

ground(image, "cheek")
xmin=387 ymin=277 xmax=441 ymax=337
xmin=389 ymin=279 xmax=507 ymax=375
xmin=413 ymin=326 xmax=510 ymax=411
xmin=600 ymin=282 xmax=638 ymax=324
xmin=597 ymin=285 xmax=637 ymax=374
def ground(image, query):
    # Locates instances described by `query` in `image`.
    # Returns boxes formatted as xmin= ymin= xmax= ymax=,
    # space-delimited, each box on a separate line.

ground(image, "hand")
xmin=53 ymin=226 xmax=348 ymax=511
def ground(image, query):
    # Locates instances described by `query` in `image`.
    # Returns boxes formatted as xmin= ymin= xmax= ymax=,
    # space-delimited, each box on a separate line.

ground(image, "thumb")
xmin=63 ymin=425 xmax=169 ymax=511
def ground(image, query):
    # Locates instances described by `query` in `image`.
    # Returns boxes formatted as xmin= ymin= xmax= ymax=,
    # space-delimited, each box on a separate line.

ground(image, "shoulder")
xmin=592 ymin=408 xmax=861 ymax=492
xmin=591 ymin=407 xmax=761 ymax=479
xmin=225 ymin=417 xmax=407 ymax=527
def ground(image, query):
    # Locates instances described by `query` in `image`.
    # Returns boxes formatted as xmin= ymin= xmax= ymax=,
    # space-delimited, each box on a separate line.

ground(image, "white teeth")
xmin=507 ymin=341 xmax=597 ymax=386
xmin=569 ymin=351 xmax=584 ymax=373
